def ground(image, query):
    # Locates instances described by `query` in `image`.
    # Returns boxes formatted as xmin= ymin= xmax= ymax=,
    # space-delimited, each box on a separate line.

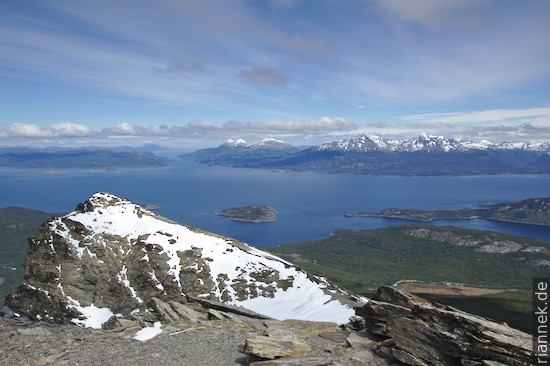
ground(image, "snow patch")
xmin=238 ymin=273 xmax=354 ymax=324
xmin=225 ymin=138 xmax=247 ymax=147
xmin=259 ymin=137 xmax=285 ymax=144
xmin=117 ymin=266 xmax=144 ymax=304
xmin=68 ymin=299 xmax=114 ymax=329
xmin=133 ymin=322 xmax=163 ymax=342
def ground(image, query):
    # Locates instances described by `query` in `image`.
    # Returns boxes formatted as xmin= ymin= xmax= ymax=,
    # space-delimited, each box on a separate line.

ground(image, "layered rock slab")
xmin=354 ymin=286 xmax=532 ymax=366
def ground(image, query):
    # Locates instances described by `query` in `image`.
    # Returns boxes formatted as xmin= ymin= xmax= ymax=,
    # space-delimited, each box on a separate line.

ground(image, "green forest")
xmin=268 ymin=225 xmax=548 ymax=333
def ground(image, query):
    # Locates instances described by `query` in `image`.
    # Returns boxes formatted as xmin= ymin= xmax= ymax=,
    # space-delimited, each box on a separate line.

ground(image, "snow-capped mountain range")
xmin=218 ymin=134 xmax=550 ymax=153
xmin=181 ymin=134 xmax=550 ymax=175
xmin=6 ymin=193 xmax=360 ymax=328
xmin=314 ymin=133 xmax=550 ymax=153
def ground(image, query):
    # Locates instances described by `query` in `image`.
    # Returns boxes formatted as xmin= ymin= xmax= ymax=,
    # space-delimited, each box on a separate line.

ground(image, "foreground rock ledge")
xmin=238 ymin=286 xmax=531 ymax=366
xmin=353 ymin=286 xmax=531 ymax=366
xmin=1 ymin=286 xmax=531 ymax=365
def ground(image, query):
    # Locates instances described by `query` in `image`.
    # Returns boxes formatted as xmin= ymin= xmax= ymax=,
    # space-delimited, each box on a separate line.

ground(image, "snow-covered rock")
xmin=223 ymin=138 xmax=248 ymax=147
xmin=6 ymin=193 xmax=360 ymax=328
xmin=249 ymin=138 xmax=297 ymax=151
xmin=315 ymin=134 xmax=398 ymax=152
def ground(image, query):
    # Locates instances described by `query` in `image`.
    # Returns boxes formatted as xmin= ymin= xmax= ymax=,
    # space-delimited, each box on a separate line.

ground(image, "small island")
xmin=218 ymin=205 xmax=277 ymax=223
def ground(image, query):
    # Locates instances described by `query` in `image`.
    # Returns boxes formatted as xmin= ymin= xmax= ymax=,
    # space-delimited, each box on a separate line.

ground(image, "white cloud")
xmin=0 ymin=123 xmax=48 ymax=138
xmin=123 ymin=117 xmax=355 ymax=137
xmin=0 ymin=123 xmax=94 ymax=138
xmin=222 ymin=117 xmax=357 ymax=135
xmin=49 ymin=123 xmax=94 ymax=137
xmin=0 ymin=117 xmax=357 ymax=148
xmin=101 ymin=123 xmax=144 ymax=136
xmin=1 ymin=112 xmax=550 ymax=148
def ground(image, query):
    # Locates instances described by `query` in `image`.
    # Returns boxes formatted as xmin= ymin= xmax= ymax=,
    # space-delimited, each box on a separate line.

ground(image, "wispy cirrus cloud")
xmin=0 ymin=0 xmax=328 ymax=111
xmin=328 ymin=0 xmax=550 ymax=104
xmin=401 ymin=108 xmax=550 ymax=125
xmin=0 ymin=0 xmax=549 ymax=140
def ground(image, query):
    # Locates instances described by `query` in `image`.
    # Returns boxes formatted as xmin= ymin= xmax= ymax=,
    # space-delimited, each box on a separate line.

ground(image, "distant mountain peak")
xmin=259 ymin=137 xmax=285 ymax=144
xmin=223 ymin=138 xmax=247 ymax=147
xmin=217 ymin=138 xmax=297 ymax=152
xmin=315 ymin=134 xmax=396 ymax=152
xmin=251 ymin=138 xmax=295 ymax=150
xmin=220 ymin=138 xmax=295 ymax=149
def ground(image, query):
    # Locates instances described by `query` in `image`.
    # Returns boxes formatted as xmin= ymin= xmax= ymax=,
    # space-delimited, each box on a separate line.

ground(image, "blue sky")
xmin=1 ymin=0 xmax=550 ymax=147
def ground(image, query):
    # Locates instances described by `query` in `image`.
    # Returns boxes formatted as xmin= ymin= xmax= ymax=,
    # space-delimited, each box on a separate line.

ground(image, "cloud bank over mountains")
xmin=0 ymin=117 xmax=356 ymax=147
xmin=2 ymin=108 xmax=549 ymax=148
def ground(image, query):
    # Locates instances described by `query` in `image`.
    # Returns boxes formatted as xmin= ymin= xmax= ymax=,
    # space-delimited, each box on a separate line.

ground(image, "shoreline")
xmin=344 ymin=212 xmax=550 ymax=227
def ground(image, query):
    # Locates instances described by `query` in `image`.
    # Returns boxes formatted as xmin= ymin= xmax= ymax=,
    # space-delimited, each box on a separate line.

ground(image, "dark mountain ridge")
xmin=181 ymin=134 xmax=550 ymax=176
xmin=182 ymin=137 xmax=298 ymax=167
xmin=0 ymin=147 xmax=170 ymax=169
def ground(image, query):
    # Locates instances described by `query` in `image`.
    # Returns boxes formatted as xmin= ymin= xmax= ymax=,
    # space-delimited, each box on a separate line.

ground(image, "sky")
xmin=1 ymin=0 xmax=550 ymax=148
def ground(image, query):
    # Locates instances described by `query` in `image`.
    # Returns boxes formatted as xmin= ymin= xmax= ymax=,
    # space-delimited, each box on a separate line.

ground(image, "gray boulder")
xmin=354 ymin=286 xmax=531 ymax=366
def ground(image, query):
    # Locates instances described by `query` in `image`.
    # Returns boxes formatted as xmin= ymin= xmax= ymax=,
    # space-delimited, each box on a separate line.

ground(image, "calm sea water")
xmin=2 ymin=160 xmax=550 ymax=247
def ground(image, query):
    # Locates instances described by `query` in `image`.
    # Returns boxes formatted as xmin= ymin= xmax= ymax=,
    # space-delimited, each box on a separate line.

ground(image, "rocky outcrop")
xmin=187 ymin=295 xmax=272 ymax=319
xmin=238 ymin=318 xmax=385 ymax=365
xmin=405 ymin=227 xmax=550 ymax=255
xmin=353 ymin=286 xmax=532 ymax=366
xmin=5 ymin=193 xmax=359 ymax=327
xmin=236 ymin=286 xmax=532 ymax=365
xmin=241 ymin=335 xmax=312 ymax=360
